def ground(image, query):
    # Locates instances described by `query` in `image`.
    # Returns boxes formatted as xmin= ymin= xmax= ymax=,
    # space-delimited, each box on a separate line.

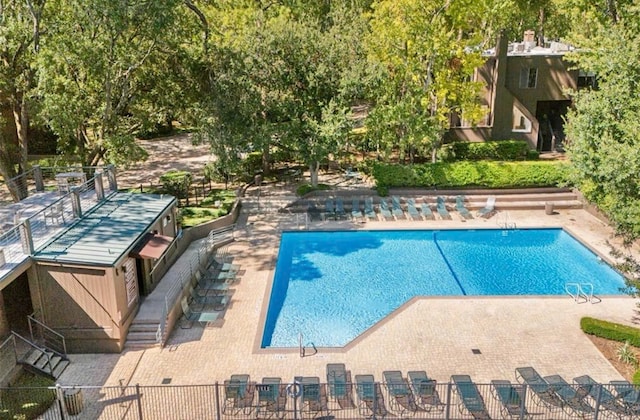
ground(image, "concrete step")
xmin=126 ymin=331 xmax=157 ymax=341
xmin=129 ymin=323 xmax=159 ymax=333
xmin=124 ymin=339 xmax=160 ymax=350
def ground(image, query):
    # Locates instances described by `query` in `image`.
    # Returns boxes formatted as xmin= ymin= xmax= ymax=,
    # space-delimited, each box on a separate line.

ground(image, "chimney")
xmin=523 ymin=30 xmax=536 ymax=50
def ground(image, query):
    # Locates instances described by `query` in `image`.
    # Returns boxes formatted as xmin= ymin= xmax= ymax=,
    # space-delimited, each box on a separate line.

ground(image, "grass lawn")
xmin=0 ymin=371 xmax=56 ymax=419
xmin=180 ymin=189 xmax=236 ymax=228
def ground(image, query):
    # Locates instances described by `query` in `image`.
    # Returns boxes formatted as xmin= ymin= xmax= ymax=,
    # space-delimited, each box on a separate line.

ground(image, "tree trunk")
xmin=309 ymin=161 xmax=319 ymax=187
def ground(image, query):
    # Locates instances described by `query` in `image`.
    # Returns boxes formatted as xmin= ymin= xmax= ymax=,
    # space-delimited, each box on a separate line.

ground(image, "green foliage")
xmin=242 ymin=152 xmax=264 ymax=178
xmin=159 ymin=170 xmax=192 ymax=200
xmin=372 ymin=161 xmax=571 ymax=189
xmin=581 ymin=317 xmax=640 ymax=347
xmin=443 ymin=141 xmax=530 ymax=161
xmin=634 ymin=369 xmax=640 ymax=385
xmin=296 ymin=183 xmax=331 ymax=197
xmin=618 ymin=341 xmax=639 ymax=367
xmin=0 ymin=371 xmax=56 ymax=419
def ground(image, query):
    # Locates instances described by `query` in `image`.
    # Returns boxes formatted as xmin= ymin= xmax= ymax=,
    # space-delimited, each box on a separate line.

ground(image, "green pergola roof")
xmin=34 ymin=192 xmax=176 ymax=266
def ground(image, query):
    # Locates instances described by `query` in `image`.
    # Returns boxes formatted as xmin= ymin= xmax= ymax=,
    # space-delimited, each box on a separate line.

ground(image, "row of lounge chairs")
xmin=222 ymin=366 xmax=638 ymax=419
xmin=308 ymin=196 xmax=496 ymax=222
xmin=515 ymin=366 xmax=640 ymax=419
xmin=180 ymin=246 xmax=239 ymax=327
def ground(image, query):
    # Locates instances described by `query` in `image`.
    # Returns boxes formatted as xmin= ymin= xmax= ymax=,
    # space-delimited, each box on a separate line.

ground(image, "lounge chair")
xmin=364 ymin=197 xmax=377 ymax=220
xmin=223 ymin=374 xmax=255 ymax=415
xmin=491 ymin=380 xmax=528 ymax=419
xmin=327 ymin=363 xmax=354 ymax=408
xmin=352 ymin=198 xmax=363 ymax=220
xmin=300 ymin=376 xmax=329 ymax=418
xmin=308 ymin=201 xmax=323 ymax=222
xmin=420 ymin=201 xmax=435 ymax=220
xmin=610 ymin=380 xmax=640 ymax=415
xmin=408 ymin=370 xmax=443 ymax=412
xmin=355 ymin=374 xmax=387 ymax=418
xmin=325 ymin=198 xmax=335 ymax=220
xmin=257 ymin=377 xmax=287 ymax=418
xmin=383 ymin=370 xmax=417 ymax=415
xmin=574 ymin=375 xmax=627 ymax=417
xmin=335 ymin=197 xmax=347 ymax=220
xmin=406 ymin=199 xmax=421 ymax=220
xmin=456 ymin=195 xmax=473 ymax=220
xmin=194 ymin=269 xmax=230 ymax=296
xmin=436 ymin=197 xmax=452 ymax=220
xmin=450 ymin=375 xmax=491 ymax=419
xmin=391 ymin=196 xmax=404 ymax=219
xmin=477 ymin=196 xmax=497 ymax=218
xmin=515 ymin=367 xmax=564 ymax=410
xmin=379 ymin=200 xmax=393 ymax=220
xmin=180 ymin=297 xmax=220 ymax=326
xmin=544 ymin=374 xmax=594 ymax=417
xmin=189 ymin=287 xmax=230 ymax=312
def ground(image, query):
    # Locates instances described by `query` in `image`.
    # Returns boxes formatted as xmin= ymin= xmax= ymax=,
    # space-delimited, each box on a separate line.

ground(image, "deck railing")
xmin=0 ymin=380 xmax=632 ymax=420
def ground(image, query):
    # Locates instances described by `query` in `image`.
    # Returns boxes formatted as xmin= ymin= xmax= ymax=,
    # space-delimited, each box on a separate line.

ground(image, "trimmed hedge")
xmin=442 ymin=140 xmax=532 ymax=161
xmin=581 ymin=317 xmax=640 ymax=347
xmin=372 ymin=161 xmax=571 ymax=189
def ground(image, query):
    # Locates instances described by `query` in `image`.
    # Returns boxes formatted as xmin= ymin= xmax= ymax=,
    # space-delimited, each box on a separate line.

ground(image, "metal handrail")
xmin=28 ymin=313 xmax=67 ymax=356
xmin=11 ymin=331 xmax=55 ymax=375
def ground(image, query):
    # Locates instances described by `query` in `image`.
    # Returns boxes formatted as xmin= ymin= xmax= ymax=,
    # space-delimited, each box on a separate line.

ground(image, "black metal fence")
xmin=2 ymin=380 xmax=638 ymax=419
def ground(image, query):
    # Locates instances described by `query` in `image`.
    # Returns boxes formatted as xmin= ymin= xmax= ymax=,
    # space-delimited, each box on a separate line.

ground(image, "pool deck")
xmin=58 ymin=186 xmax=640 ymax=388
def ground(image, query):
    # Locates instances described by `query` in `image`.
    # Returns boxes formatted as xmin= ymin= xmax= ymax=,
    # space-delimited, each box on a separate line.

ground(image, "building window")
xmin=163 ymin=215 xmax=170 ymax=227
xmin=519 ymin=67 xmax=537 ymax=89
xmin=512 ymin=107 xmax=532 ymax=133
xmin=124 ymin=258 xmax=138 ymax=307
xmin=577 ymin=70 xmax=597 ymax=89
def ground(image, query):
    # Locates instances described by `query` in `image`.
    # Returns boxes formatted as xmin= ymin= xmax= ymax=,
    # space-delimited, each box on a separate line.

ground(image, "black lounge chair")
xmin=300 ymin=376 xmax=330 ymax=418
xmin=307 ymin=201 xmax=323 ymax=221
xmin=544 ymin=374 xmax=593 ymax=417
xmin=325 ymin=198 xmax=335 ymax=220
xmin=610 ymin=380 xmax=640 ymax=415
xmin=515 ymin=367 xmax=564 ymax=411
xmin=420 ymin=200 xmax=435 ymax=220
xmin=351 ymin=198 xmax=363 ymax=220
xmin=223 ymin=374 xmax=256 ymax=415
xmin=436 ymin=196 xmax=452 ymax=220
xmin=364 ymin=197 xmax=377 ymax=220
xmin=456 ymin=195 xmax=473 ymax=219
xmin=574 ymin=375 xmax=627 ymax=418
xmin=408 ymin=370 xmax=443 ymax=412
xmin=335 ymin=197 xmax=347 ymax=220
xmin=383 ymin=370 xmax=417 ymax=415
xmin=391 ymin=196 xmax=405 ymax=219
xmin=327 ymin=363 xmax=355 ymax=409
xmin=257 ymin=377 xmax=287 ymax=418
xmin=406 ymin=199 xmax=421 ymax=220
xmin=355 ymin=374 xmax=388 ymax=418
xmin=491 ymin=380 xmax=528 ymax=419
xmin=451 ymin=375 xmax=491 ymax=419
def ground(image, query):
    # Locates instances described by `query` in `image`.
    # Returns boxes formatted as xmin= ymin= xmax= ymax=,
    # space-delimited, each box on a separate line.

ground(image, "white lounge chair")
xmin=477 ymin=197 xmax=496 ymax=218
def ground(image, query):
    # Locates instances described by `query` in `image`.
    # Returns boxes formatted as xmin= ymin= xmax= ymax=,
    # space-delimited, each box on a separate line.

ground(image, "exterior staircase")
xmin=124 ymin=320 xmax=160 ymax=349
xmin=20 ymin=347 xmax=69 ymax=379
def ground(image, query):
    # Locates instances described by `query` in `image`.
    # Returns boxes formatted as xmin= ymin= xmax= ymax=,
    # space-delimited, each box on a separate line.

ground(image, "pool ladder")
xmin=497 ymin=212 xmax=516 ymax=231
xmin=565 ymin=283 xmax=601 ymax=304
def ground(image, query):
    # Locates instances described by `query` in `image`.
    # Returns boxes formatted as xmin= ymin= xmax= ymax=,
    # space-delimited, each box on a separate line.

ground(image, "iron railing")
xmin=1 ymin=380 xmax=637 ymax=419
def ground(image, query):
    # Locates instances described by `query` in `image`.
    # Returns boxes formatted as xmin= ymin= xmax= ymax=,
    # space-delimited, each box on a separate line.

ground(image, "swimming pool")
xmin=261 ymin=229 xmax=626 ymax=348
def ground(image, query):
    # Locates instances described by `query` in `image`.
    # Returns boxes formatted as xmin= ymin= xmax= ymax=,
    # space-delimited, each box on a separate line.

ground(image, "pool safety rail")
xmin=10 ymin=380 xmax=636 ymax=419
xmin=565 ymin=282 xmax=602 ymax=304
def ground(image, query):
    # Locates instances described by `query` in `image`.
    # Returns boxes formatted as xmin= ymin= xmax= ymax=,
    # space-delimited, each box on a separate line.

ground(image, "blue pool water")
xmin=261 ymin=229 xmax=626 ymax=348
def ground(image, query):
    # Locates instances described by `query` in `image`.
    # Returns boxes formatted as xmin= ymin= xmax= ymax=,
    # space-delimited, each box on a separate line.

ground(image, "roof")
xmin=483 ymin=41 xmax=575 ymax=58
xmin=130 ymin=233 xmax=173 ymax=259
xmin=34 ymin=192 xmax=176 ymax=266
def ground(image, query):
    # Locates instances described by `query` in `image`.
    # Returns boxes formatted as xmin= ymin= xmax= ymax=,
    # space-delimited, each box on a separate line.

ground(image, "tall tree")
xmin=564 ymin=4 xmax=640 ymax=240
xmin=364 ymin=0 xmax=493 ymax=163
xmin=0 ymin=0 xmax=47 ymax=200
xmin=36 ymin=0 xmax=182 ymax=167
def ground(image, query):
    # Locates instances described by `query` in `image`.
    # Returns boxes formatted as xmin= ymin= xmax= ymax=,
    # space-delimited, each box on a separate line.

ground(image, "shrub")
xmin=526 ymin=150 xmax=540 ymax=160
xmin=372 ymin=161 xmax=571 ymax=189
xmin=581 ymin=317 xmax=640 ymax=347
xmin=242 ymin=151 xmax=264 ymax=176
xmin=159 ymin=170 xmax=192 ymax=200
xmin=296 ymin=183 xmax=331 ymax=197
xmin=634 ymin=369 xmax=640 ymax=385
xmin=446 ymin=140 xmax=530 ymax=161
xmin=0 ymin=371 xmax=56 ymax=419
